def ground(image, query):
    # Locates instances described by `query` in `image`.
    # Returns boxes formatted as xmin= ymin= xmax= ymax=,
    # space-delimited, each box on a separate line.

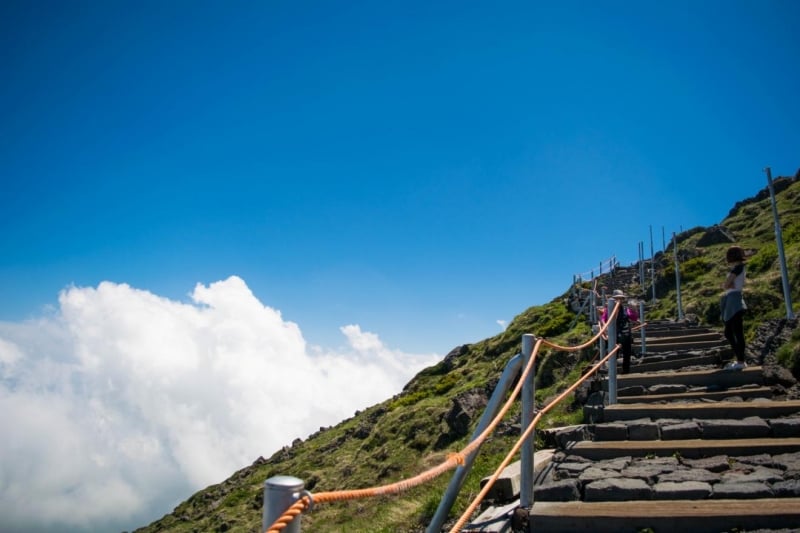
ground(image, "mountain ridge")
xmin=134 ymin=171 xmax=800 ymax=533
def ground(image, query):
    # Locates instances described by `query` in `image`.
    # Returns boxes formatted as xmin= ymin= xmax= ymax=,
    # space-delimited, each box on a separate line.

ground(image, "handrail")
xmin=263 ymin=305 xmax=621 ymax=533
xmin=425 ymin=353 xmax=523 ymax=533
xmin=449 ymin=345 xmax=620 ymax=532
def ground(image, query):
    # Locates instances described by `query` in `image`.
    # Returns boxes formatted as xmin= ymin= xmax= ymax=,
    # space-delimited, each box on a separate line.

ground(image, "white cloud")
xmin=497 ymin=319 xmax=507 ymax=330
xmin=0 ymin=276 xmax=440 ymax=533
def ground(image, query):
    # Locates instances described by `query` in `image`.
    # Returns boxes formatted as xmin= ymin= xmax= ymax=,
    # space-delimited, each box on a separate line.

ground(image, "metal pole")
xmin=597 ymin=317 xmax=607 ymax=365
xmin=427 ymin=354 xmax=524 ymax=533
xmin=607 ymin=298 xmax=618 ymax=404
xmin=638 ymin=242 xmax=644 ymax=289
xmin=765 ymin=167 xmax=796 ymax=319
xmin=263 ymin=476 xmax=304 ymax=533
xmin=650 ymin=225 xmax=656 ymax=303
xmin=639 ymin=300 xmax=646 ymax=356
xmin=520 ymin=333 xmax=536 ymax=509
xmin=673 ymin=232 xmax=684 ymax=320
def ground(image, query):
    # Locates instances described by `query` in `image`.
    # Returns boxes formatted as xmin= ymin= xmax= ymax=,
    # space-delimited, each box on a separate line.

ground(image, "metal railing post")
xmin=639 ymin=300 xmax=646 ymax=356
xmin=650 ymin=225 xmax=657 ymax=303
xmin=673 ymin=232 xmax=684 ymax=320
xmin=520 ymin=333 xmax=536 ymax=509
xmin=426 ymin=354 xmax=523 ymax=533
xmin=263 ymin=476 xmax=304 ymax=533
xmin=607 ymin=299 xmax=618 ymax=405
xmin=639 ymin=241 xmax=645 ymax=289
xmin=765 ymin=167 xmax=796 ymax=319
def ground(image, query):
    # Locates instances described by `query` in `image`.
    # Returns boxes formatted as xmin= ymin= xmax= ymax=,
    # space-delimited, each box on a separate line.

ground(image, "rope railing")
xmin=450 ymin=345 xmax=621 ymax=532
xmin=264 ymin=305 xmax=622 ymax=533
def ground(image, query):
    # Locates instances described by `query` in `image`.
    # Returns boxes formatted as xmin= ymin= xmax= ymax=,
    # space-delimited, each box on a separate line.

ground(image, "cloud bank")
xmin=0 ymin=276 xmax=440 ymax=533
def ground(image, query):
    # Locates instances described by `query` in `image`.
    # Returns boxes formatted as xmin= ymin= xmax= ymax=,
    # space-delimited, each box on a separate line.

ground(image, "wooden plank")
xmin=617 ymin=386 xmax=773 ymax=404
xmin=530 ymin=498 xmax=800 ymax=533
xmin=617 ymin=366 xmax=763 ymax=388
xmin=564 ymin=437 xmax=800 ymax=460
xmin=603 ymin=399 xmax=800 ymax=421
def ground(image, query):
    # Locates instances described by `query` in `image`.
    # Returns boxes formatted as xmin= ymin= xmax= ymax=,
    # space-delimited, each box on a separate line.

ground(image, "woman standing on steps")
xmin=721 ymin=245 xmax=748 ymax=369
xmin=601 ymin=289 xmax=639 ymax=374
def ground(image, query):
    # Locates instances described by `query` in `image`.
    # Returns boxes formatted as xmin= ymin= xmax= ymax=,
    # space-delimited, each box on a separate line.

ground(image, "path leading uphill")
xmin=464 ymin=319 xmax=800 ymax=533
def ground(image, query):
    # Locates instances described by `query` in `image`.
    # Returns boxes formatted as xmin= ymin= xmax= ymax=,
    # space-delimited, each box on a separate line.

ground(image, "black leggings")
xmin=618 ymin=333 xmax=632 ymax=374
xmin=724 ymin=310 xmax=746 ymax=362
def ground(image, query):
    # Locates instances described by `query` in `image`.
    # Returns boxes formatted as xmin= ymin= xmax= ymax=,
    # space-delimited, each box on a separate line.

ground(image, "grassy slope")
xmin=134 ymin=177 xmax=800 ymax=533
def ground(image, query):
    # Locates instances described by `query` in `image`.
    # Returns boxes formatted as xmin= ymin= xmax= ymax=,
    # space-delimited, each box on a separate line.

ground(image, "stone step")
xmin=630 ymin=339 xmax=729 ymax=353
xmin=638 ymin=324 xmax=714 ymax=335
xmin=466 ymin=317 xmax=797 ymax=533
xmin=563 ymin=437 xmax=800 ymax=461
xmin=617 ymin=366 xmax=763 ymax=389
xmin=552 ymin=417 xmax=800 ymax=446
xmin=603 ymin=399 xmax=800 ymax=422
xmin=629 ymin=352 xmax=722 ymax=372
xmin=527 ymin=498 xmax=800 ymax=533
xmin=617 ymin=385 xmax=774 ymax=403
xmin=636 ymin=331 xmax=724 ymax=344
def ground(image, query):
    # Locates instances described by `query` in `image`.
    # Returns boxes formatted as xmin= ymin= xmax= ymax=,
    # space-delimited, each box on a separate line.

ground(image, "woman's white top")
xmin=726 ymin=263 xmax=745 ymax=292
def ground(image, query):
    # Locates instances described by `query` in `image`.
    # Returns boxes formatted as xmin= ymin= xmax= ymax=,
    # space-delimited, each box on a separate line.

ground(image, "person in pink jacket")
xmin=601 ymin=289 xmax=640 ymax=374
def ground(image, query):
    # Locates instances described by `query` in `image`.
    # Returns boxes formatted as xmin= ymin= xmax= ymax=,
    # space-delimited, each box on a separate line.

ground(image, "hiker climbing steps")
xmin=466 ymin=318 xmax=800 ymax=532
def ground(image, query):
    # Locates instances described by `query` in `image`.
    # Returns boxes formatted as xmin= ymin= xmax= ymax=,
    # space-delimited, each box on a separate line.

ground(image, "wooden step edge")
xmin=635 ymin=333 xmax=724 ymax=343
xmin=605 ymin=398 xmax=800 ymax=413
xmin=631 ymin=356 xmax=722 ymax=373
xmin=529 ymin=498 xmax=800 ymax=533
xmin=619 ymin=366 xmax=763 ymax=379
xmin=564 ymin=437 xmax=800 ymax=460
xmin=603 ymin=400 xmax=800 ymax=422
xmin=617 ymin=386 xmax=774 ymax=403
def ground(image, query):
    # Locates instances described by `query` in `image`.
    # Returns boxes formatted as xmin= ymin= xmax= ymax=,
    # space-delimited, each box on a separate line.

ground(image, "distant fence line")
xmin=573 ymin=255 xmax=618 ymax=284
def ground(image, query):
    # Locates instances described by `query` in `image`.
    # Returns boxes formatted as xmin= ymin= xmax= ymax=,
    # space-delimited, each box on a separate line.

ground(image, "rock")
xmin=661 ymin=421 xmax=702 ymax=440
xmin=621 ymin=464 xmax=675 ymax=484
xmin=711 ymin=481 xmax=774 ymax=499
xmin=680 ymin=455 xmax=731 ymax=473
xmin=579 ymin=467 xmax=622 ymax=483
xmin=534 ymin=479 xmax=581 ymax=501
xmin=552 ymin=425 xmax=590 ymax=448
xmin=653 ymin=481 xmax=712 ymax=499
xmin=720 ymin=466 xmax=784 ymax=484
xmin=696 ymin=225 xmax=736 ymax=247
xmin=442 ymin=389 xmax=488 ymax=437
xmin=551 ymin=462 xmax=591 ymax=479
xmin=772 ymin=479 xmax=800 ymax=497
xmin=700 ymin=417 xmax=771 ymax=439
xmin=628 ymin=421 xmax=660 ymax=440
xmin=649 ymin=384 xmax=688 ymax=395
xmin=593 ymin=423 xmax=628 ymax=441
xmin=658 ymin=469 xmax=721 ymax=484
xmin=584 ymin=478 xmax=652 ymax=502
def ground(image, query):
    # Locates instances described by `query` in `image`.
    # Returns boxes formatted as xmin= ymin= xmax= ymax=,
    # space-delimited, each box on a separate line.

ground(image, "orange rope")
xmin=263 ymin=337 xmax=545 ymax=533
xmin=266 ymin=497 xmax=310 ymax=533
xmin=265 ymin=306 xmax=623 ymax=533
xmin=449 ymin=344 xmax=622 ymax=533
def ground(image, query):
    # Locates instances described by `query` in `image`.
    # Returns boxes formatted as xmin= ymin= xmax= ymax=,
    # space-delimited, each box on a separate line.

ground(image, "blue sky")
xmin=2 ymin=0 xmax=799 ymax=354
xmin=0 ymin=2 xmax=799 ymax=531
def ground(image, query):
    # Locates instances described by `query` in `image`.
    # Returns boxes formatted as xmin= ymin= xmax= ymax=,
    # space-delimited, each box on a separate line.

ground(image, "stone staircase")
xmin=464 ymin=319 xmax=800 ymax=533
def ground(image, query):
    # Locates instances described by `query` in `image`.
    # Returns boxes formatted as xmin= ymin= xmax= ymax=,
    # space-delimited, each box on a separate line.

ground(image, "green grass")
xmin=135 ymin=177 xmax=800 ymax=533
